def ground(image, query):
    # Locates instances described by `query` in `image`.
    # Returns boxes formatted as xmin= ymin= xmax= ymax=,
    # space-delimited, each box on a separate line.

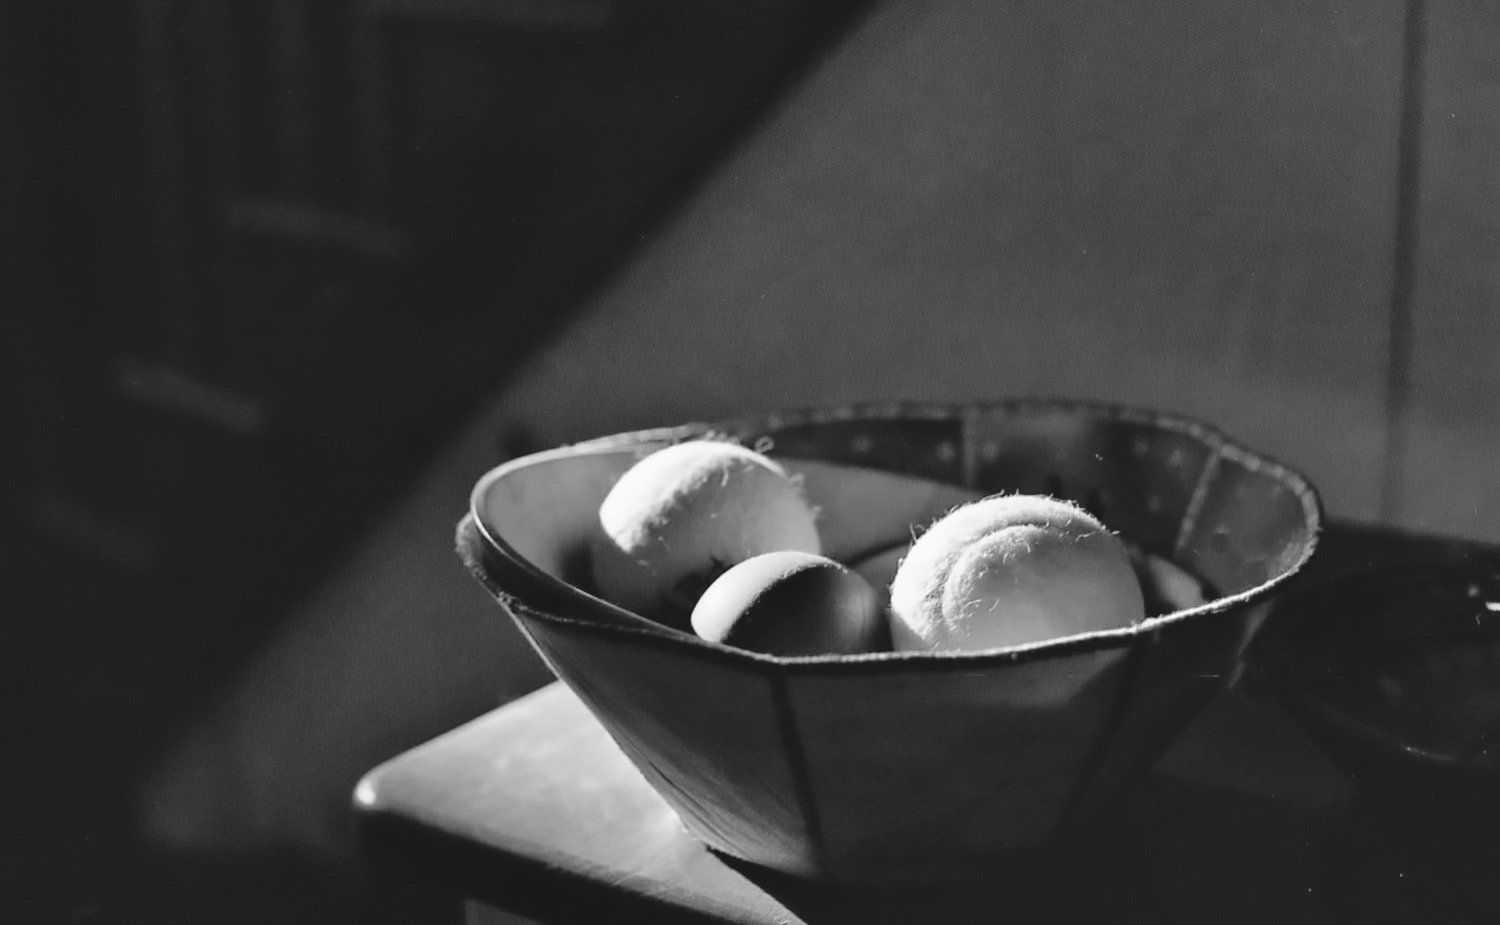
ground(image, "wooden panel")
xmin=1399 ymin=0 xmax=1500 ymax=541
xmin=484 ymin=0 xmax=1404 ymax=522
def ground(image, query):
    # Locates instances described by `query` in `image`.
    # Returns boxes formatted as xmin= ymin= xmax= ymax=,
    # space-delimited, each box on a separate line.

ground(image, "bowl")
xmin=1250 ymin=564 xmax=1500 ymax=907
xmin=457 ymin=399 xmax=1322 ymax=886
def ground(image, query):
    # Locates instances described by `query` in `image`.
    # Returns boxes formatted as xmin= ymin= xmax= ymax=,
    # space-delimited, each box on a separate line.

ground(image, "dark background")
xmin=2 ymin=2 xmax=869 ymax=920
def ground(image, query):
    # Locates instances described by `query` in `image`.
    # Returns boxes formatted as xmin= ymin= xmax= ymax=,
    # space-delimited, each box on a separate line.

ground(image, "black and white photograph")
xmin=5 ymin=1 xmax=1498 ymax=922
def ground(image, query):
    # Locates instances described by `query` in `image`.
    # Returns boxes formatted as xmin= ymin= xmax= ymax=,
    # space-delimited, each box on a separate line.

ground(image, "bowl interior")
xmin=477 ymin=444 xmax=1222 ymax=639
xmin=472 ymin=402 xmax=1323 ymax=652
xmin=478 ymin=446 xmax=983 ymax=592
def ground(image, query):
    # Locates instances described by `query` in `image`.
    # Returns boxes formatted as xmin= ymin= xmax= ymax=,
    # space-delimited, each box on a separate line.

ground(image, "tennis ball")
xmin=889 ymin=494 xmax=1144 ymax=652
xmin=591 ymin=440 xmax=821 ymax=629
xmin=691 ymin=551 xmax=885 ymax=656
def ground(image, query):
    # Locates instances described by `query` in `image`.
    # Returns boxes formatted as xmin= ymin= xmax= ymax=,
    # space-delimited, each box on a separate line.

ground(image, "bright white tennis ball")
xmin=889 ymin=494 xmax=1144 ymax=652
xmin=590 ymin=440 xmax=821 ymax=628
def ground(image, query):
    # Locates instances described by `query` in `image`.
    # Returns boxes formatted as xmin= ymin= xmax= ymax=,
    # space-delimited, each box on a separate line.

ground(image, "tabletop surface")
xmin=354 ymin=520 xmax=1500 ymax=924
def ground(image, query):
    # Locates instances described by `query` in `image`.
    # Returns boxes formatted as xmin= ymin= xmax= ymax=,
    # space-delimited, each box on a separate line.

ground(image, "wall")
xmin=484 ymin=0 xmax=1496 ymax=542
xmin=1400 ymin=0 xmax=1500 ymax=538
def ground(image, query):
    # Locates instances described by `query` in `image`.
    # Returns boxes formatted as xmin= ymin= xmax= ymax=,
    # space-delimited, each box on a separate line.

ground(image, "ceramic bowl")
xmin=457 ymin=399 xmax=1322 ymax=886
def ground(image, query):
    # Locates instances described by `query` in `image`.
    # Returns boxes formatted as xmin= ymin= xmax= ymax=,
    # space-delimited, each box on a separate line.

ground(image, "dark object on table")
xmin=1252 ymin=563 xmax=1500 ymax=916
xmin=457 ymin=399 xmax=1323 ymax=886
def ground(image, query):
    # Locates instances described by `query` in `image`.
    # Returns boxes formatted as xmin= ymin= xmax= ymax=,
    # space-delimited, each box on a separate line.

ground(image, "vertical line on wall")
xmin=1381 ymin=0 xmax=1428 ymax=523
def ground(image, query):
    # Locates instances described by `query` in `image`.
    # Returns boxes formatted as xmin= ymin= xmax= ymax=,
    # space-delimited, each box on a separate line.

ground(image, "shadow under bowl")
xmin=458 ymin=399 xmax=1323 ymax=886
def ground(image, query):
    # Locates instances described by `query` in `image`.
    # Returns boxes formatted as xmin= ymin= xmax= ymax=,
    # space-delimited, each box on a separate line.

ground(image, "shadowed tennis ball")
xmin=889 ymin=494 xmax=1145 ymax=652
xmin=691 ymin=551 xmax=886 ymax=656
xmin=590 ymin=440 xmax=821 ymax=629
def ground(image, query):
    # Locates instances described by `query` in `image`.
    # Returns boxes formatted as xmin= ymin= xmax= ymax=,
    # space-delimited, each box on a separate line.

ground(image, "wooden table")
xmin=353 ymin=520 xmax=1500 ymax=923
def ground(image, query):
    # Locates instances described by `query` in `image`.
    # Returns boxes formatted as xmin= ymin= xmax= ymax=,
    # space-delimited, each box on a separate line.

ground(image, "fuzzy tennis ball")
xmin=691 ymin=551 xmax=886 ymax=656
xmin=591 ymin=440 xmax=822 ymax=629
xmin=889 ymin=494 xmax=1145 ymax=652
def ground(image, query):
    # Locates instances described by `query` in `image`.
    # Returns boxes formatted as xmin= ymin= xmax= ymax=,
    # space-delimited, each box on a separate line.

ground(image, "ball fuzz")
xmin=590 ymin=440 xmax=821 ymax=628
xmin=889 ymin=494 xmax=1144 ymax=652
xmin=691 ymin=551 xmax=885 ymax=657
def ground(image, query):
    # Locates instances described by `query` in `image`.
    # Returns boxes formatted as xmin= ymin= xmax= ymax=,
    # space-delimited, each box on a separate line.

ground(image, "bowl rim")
xmin=465 ymin=398 xmax=1324 ymax=671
